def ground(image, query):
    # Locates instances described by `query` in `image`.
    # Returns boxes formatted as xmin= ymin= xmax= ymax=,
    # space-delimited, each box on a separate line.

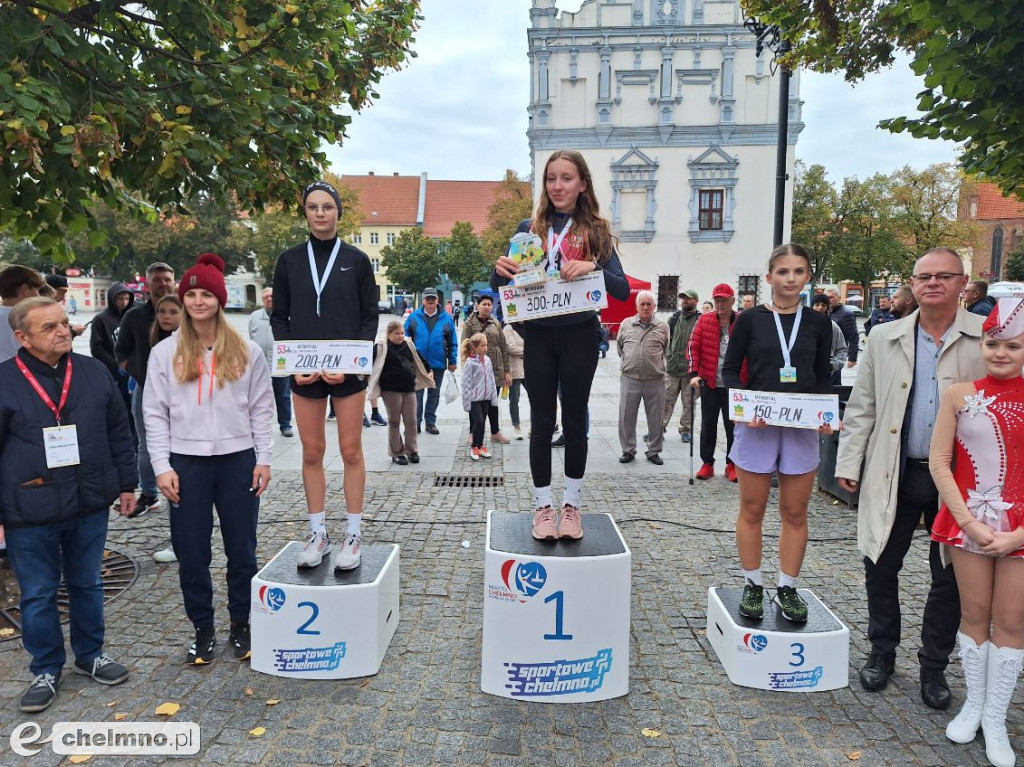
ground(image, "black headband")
xmin=302 ymin=180 xmax=343 ymax=213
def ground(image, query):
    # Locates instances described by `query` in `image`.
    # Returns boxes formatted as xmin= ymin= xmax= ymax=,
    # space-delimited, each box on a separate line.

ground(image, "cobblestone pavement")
xmin=0 ymin=315 xmax=1012 ymax=766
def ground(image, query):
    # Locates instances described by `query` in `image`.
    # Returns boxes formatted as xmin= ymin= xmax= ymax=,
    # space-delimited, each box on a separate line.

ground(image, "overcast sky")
xmin=325 ymin=0 xmax=958 ymax=186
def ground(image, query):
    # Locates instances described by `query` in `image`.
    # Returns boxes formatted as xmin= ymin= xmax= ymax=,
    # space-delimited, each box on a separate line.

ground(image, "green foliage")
xmin=380 ymin=227 xmax=440 ymax=294
xmin=440 ymin=221 xmax=490 ymax=293
xmin=1005 ymin=247 xmax=1024 ymax=283
xmin=740 ymin=0 xmax=1024 ymax=191
xmin=0 ymin=235 xmax=46 ymax=271
xmin=481 ymin=170 xmax=534 ymax=263
xmin=0 ymin=0 xmax=420 ymax=259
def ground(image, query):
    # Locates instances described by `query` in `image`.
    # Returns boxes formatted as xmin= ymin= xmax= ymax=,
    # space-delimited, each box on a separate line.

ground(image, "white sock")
xmin=309 ymin=512 xmax=326 ymax=535
xmin=778 ymin=571 xmax=797 ymax=589
xmin=563 ymin=476 xmax=583 ymax=509
xmin=533 ymin=486 xmax=553 ymax=510
xmin=742 ymin=568 xmax=763 ymax=587
xmin=347 ymin=513 xmax=361 ymax=536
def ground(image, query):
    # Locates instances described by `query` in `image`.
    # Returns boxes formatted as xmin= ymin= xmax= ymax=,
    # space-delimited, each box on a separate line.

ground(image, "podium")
xmin=250 ymin=542 xmax=399 ymax=679
xmin=481 ymin=511 xmax=630 ymax=702
xmin=706 ymin=587 xmax=849 ymax=692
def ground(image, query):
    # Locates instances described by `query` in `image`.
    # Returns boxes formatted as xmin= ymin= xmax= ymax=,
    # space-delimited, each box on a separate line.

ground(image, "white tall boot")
xmin=946 ymin=632 xmax=990 ymax=743
xmin=982 ymin=644 xmax=1024 ymax=767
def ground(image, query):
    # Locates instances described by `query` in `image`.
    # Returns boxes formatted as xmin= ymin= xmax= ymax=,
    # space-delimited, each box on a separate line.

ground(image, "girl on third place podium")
xmin=491 ymin=149 xmax=630 ymax=541
xmin=722 ymin=243 xmax=833 ymax=624
xmin=929 ymin=297 xmax=1024 ymax=767
xmin=270 ymin=180 xmax=378 ymax=572
xmin=144 ymin=253 xmax=274 ymax=664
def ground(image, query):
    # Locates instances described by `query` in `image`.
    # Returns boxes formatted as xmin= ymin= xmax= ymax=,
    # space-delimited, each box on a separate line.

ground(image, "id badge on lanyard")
xmin=44 ymin=425 xmax=80 ymax=468
xmin=773 ymin=307 xmax=802 ymax=384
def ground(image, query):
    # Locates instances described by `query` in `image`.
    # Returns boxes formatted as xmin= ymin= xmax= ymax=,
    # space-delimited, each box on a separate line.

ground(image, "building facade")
xmin=528 ymin=0 xmax=802 ymax=307
xmin=960 ymin=182 xmax=1024 ymax=281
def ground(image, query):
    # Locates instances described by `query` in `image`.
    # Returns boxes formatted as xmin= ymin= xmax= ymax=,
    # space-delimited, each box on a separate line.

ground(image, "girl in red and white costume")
xmin=929 ymin=297 xmax=1024 ymax=767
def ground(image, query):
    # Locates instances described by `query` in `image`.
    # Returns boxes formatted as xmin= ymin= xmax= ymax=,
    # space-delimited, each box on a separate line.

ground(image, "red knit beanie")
xmin=178 ymin=253 xmax=227 ymax=307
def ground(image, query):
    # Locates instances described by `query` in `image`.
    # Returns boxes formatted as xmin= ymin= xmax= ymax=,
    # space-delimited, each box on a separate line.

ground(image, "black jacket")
xmin=270 ymin=235 xmax=378 ymax=343
xmin=90 ymin=281 xmax=135 ymax=379
xmin=114 ymin=299 xmax=157 ymax=385
xmin=829 ymin=304 xmax=859 ymax=362
xmin=0 ymin=350 xmax=137 ymax=528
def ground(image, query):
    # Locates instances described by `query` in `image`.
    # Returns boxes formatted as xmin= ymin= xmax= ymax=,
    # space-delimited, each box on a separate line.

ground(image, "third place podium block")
xmin=706 ymin=586 xmax=849 ymax=692
xmin=250 ymin=542 xmax=399 ymax=679
xmin=481 ymin=510 xmax=630 ymax=702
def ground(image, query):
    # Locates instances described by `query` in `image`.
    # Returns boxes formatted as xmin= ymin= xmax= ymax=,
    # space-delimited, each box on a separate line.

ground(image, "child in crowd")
xmin=722 ymin=243 xmax=833 ymax=624
xmin=368 ymin=320 xmax=434 ymax=465
xmin=929 ymin=297 xmax=1024 ymax=767
xmin=149 ymin=295 xmax=182 ymax=348
xmin=461 ymin=332 xmax=498 ymax=461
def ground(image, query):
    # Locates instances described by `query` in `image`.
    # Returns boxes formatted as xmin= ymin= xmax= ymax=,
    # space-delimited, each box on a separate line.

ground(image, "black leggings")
xmin=523 ymin=318 xmax=599 ymax=486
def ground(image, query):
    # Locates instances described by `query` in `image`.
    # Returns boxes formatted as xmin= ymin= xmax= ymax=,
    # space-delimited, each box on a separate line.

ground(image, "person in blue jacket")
xmin=492 ymin=149 xmax=630 ymax=540
xmin=0 ymin=297 xmax=137 ymax=712
xmin=404 ymin=287 xmax=457 ymax=434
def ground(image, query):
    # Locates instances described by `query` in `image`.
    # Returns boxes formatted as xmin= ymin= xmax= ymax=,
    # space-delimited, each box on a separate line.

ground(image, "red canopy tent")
xmin=601 ymin=274 xmax=651 ymax=338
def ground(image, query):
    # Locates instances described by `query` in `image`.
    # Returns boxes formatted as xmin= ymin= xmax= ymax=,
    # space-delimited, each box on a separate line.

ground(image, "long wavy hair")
xmin=174 ymin=303 xmax=250 ymax=387
xmin=531 ymin=149 xmax=617 ymax=266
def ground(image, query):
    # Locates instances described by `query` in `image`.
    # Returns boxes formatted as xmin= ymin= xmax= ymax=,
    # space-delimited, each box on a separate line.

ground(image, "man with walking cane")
xmin=664 ymin=290 xmax=700 ymax=443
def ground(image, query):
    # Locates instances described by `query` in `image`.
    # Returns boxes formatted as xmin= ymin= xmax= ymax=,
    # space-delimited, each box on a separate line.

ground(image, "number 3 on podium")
xmin=543 ymin=590 xmax=573 ymax=641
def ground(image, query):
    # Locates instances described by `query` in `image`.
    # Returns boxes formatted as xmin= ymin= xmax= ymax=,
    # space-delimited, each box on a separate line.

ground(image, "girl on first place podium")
xmin=722 ymin=243 xmax=833 ymax=624
xmin=929 ymin=297 xmax=1024 ymax=767
xmin=491 ymin=150 xmax=630 ymax=541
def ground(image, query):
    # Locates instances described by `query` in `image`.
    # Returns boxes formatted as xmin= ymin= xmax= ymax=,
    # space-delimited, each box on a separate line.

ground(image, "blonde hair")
xmin=460 ymin=332 xmax=487 ymax=363
xmin=173 ymin=304 xmax=250 ymax=386
xmin=385 ymin=319 xmax=403 ymax=335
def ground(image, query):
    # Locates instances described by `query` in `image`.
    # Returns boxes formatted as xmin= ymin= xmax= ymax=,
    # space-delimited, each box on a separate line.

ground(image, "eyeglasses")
xmin=304 ymin=204 xmax=337 ymax=215
xmin=911 ymin=272 xmax=964 ymax=283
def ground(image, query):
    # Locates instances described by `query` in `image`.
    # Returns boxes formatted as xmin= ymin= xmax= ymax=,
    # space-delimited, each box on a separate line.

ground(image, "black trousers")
xmin=864 ymin=460 xmax=960 ymax=670
xmin=469 ymin=400 xmax=489 ymax=448
xmin=698 ymin=384 xmax=734 ymax=466
xmin=523 ymin=319 xmax=599 ymax=486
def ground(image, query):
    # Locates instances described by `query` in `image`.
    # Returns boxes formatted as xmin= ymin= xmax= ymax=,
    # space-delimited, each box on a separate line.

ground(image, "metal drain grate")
xmin=434 ymin=474 xmax=505 ymax=488
xmin=0 ymin=548 xmax=139 ymax=642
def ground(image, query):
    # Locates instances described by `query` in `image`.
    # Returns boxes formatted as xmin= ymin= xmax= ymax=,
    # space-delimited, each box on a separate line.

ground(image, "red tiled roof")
xmin=423 ymin=180 xmax=509 ymax=238
xmin=975 ymin=182 xmax=1024 ymax=220
xmin=338 ymin=174 xmax=421 ymax=226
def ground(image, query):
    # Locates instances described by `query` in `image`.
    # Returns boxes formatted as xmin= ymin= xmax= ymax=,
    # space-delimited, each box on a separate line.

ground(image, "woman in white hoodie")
xmin=144 ymin=253 xmax=274 ymax=667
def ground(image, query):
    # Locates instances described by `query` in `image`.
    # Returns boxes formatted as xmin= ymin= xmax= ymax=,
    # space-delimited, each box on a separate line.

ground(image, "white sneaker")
xmin=514 ymin=426 xmax=523 ymax=440
xmin=152 ymin=546 xmax=177 ymax=563
xmin=334 ymin=533 xmax=362 ymax=571
xmin=297 ymin=530 xmax=330 ymax=568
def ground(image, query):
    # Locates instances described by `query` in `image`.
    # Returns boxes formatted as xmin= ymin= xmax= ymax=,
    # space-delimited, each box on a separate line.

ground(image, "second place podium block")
xmin=481 ymin=510 xmax=631 ymax=702
xmin=251 ymin=542 xmax=400 ymax=679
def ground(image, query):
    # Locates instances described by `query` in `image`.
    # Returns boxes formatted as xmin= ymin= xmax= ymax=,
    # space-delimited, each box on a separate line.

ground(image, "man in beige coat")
xmin=617 ymin=290 xmax=670 ymax=465
xmin=836 ymin=247 xmax=985 ymax=710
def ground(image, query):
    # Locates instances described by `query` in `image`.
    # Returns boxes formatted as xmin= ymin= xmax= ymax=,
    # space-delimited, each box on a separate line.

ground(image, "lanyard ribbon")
xmin=772 ymin=305 xmax=803 ymax=369
xmin=16 ymin=355 xmax=72 ymax=425
xmin=546 ymin=218 xmax=573 ymax=272
xmin=308 ymin=239 xmax=341 ymax=317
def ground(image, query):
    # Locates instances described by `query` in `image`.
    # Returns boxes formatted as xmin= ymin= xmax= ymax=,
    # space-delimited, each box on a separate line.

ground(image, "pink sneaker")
xmin=491 ymin=432 xmax=511 ymax=444
xmin=532 ymin=507 xmax=559 ymax=540
xmin=478 ymin=446 xmax=492 ymax=459
xmin=558 ymin=505 xmax=584 ymax=540
xmin=470 ymin=447 xmax=480 ymax=462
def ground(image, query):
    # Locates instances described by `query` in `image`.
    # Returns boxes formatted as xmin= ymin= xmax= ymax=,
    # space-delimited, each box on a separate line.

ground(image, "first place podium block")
xmin=706 ymin=587 xmax=849 ymax=692
xmin=251 ymin=542 xmax=399 ymax=679
xmin=481 ymin=511 xmax=630 ymax=702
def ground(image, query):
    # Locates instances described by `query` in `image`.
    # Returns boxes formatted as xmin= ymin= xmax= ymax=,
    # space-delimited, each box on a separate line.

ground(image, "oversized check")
xmin=498 ymin=271 xmax=608 ymax=323
xmin=729 ymin=389 xmax=839 ymax=430
xmin=272 ymin=340 xmax=373 ymax=377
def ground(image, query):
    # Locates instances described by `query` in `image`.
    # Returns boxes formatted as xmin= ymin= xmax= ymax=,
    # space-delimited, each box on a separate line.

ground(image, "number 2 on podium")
xmin=543 ymin=590 xmax=573 ymax=641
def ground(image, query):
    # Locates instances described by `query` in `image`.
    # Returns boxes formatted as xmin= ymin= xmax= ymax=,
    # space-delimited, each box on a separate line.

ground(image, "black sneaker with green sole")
xmin=738 ymin=582 xmax=764 ymax=620
xmin=774 ymin=586 xmax=808 ymax=623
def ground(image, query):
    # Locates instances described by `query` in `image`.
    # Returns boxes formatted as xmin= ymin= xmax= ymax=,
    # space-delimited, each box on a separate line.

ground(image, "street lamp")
xmin=743 ymin=16 xmax=792 ymax=249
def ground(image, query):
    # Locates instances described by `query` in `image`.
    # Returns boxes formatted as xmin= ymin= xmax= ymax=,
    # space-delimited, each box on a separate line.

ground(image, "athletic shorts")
xmin=290 ymin=374 xmax=368 ymax=400
xmin=729 ymin=421 xmax=820 ymax=475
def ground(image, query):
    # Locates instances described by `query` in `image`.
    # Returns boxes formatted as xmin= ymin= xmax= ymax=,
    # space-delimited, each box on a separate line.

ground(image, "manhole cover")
xmin=0 ymin=549 xmax=139 ymax=642
xmin=434 ymin=474 xmax=505 ymax=488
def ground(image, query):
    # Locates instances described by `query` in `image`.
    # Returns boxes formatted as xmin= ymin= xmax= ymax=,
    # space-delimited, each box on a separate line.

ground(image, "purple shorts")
xmin=730 ymin=422 xmax=821 ymax=475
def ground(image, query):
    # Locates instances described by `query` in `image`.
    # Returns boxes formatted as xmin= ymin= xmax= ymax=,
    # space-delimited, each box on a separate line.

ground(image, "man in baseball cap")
xmin=664 ymin=289 xmax=701 ymax=442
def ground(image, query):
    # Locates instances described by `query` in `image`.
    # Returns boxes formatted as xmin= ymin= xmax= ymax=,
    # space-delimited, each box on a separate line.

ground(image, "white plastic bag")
xmin=444 ymin=373 xmax=459 ymax=405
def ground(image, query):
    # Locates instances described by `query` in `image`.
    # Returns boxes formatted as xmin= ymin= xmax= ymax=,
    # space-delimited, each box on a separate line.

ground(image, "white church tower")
xmin=528 ymin=0 xmax=803 ymax=306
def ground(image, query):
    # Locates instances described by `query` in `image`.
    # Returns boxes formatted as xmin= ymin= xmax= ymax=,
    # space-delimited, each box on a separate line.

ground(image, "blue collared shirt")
xmin=906 ymin=322 xmax=951 ymax=459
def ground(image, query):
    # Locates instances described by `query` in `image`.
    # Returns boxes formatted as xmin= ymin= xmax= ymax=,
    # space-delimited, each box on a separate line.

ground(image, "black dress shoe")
xmin=920 ymin=668 xmax=952 ymax=710
xmin=426 ymin=424 xmax=439 ymax=435
xmin=859 ymin=652 xmax=895 ymax=691
xmin=619 ymin=453 xmax=635 ymax=463
xmin=646 ymin=453 xmax=664 ymax=465
xmin=408 ymin=453 xmax=420 ymax=464
xmin=392 ymin=455 xmax=409 ymax=465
